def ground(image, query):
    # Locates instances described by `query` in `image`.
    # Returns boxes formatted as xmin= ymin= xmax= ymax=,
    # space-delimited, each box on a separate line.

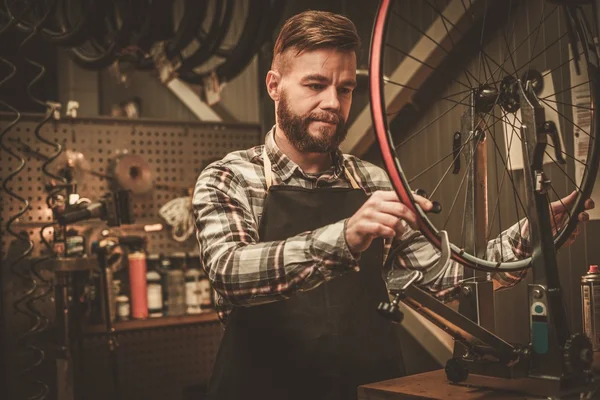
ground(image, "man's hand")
xmin=548 ymin=190 xmax=594 ymax=246
xmin=345 ymin=190 xmax=432 ymax=254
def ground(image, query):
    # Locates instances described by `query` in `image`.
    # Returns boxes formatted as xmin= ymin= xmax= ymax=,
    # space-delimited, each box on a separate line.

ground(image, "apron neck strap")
xmin=343 ymin=166 xmax=361 ymax=189
xmin=262 ymin=147 xmax=361 ymax=190
xmin=263 ymin=146 xmax=274 ymax=190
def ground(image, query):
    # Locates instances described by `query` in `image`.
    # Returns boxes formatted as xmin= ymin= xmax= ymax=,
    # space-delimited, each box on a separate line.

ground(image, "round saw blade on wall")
xmin=112 ymin=153 xmax=154 ymax=195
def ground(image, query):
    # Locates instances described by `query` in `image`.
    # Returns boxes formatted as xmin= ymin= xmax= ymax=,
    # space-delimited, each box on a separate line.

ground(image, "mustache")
xmin=308 ymin=112 xmax=343 ymax=125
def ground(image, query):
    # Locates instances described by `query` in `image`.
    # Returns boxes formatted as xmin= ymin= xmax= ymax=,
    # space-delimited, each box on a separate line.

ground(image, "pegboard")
xmin=1 ymin=113 xmax=258 ymax=400
xmin=78 ymin=320 xmax=223 ymax=400
xmin=0 ymin=113 xmax=262 ymax=257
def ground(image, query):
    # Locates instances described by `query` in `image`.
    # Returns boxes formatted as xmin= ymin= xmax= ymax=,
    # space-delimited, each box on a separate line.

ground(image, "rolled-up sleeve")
xmin=193 ymin=165 xmax=359 ymax=307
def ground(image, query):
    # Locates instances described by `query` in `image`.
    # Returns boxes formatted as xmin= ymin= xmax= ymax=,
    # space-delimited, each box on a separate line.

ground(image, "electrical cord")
xmin=0 ymin=22 xmax=30 ymax=400
xmin=9 ymin=3 xmax=62 ymax=397
xmin=0 ymin=37 xmax=39 ymax=400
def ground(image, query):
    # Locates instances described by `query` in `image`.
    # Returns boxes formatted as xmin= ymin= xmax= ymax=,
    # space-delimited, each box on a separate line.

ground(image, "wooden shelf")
xmin=83 ymin=311 xmax=220 ymax=334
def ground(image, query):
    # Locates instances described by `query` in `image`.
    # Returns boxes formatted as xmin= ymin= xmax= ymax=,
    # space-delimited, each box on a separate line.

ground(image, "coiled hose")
xmin=20 ymin=6 xmax=68 ymax=399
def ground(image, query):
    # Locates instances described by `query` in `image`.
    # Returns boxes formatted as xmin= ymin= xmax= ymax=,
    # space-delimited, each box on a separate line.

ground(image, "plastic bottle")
xmin=128 ymin=251 xmax=148 ymax=319
xmin=147 ymin=270 xmax=164 ymax=318
xmin=166 ymin=253 xmax=186 ymax=316
xmin=185 ymin=268 xmax=202 ymax=314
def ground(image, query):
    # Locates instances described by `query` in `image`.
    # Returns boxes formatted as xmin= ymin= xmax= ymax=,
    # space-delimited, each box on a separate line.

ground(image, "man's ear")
xmin=266 ymin=70 xmax=281 ymax=101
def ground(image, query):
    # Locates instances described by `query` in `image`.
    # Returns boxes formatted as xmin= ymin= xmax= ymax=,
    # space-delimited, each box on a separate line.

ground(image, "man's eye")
xmin=339 ymin=88 xmax=352 ymax=95
xmin=308 ymin=84 xmax=324 ymax=90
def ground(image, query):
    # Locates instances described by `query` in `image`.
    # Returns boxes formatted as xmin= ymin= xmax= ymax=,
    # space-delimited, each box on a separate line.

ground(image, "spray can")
xmin=128 ymin=251 xmax=149 ymax=319
xmin=581 ymin=264 xmax=600 ymax=370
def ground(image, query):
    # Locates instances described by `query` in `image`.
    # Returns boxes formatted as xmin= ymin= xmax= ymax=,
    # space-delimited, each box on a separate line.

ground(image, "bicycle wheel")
xmin=65 ymin=0 xmax=143 ymax=70
xmin=370 ymin=0 xmax=599 ymax=271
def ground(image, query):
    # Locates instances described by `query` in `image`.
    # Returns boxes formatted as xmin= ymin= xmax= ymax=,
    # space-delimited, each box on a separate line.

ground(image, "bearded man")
xmin=192 ymin=10 xmax=591 ymax=400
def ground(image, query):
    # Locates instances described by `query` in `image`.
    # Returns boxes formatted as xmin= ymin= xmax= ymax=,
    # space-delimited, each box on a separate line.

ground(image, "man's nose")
xmin=321 ymin=86 xmax=341 ymax=111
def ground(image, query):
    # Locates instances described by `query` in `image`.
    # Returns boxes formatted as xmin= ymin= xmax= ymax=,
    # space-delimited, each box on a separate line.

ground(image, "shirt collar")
xmin=264 ymin=126 xmax=346 ymax=183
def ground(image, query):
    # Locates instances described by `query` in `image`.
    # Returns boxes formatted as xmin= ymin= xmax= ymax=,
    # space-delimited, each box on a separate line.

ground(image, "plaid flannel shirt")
xmin=192 ymin=128 xmax=530 ymax=323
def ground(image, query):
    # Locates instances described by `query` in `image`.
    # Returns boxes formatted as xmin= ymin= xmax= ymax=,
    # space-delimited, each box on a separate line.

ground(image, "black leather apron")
xmin=205 ymin=150 xmax=405 ymax=400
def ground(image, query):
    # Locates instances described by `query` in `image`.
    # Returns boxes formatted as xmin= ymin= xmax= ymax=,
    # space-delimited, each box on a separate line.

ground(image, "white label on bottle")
xmin=118 ymin=302 xmax=130 ymax=319
xmin=584 ymin=285 xmax=594 ymax=346
xmin=148 ymin=283 xmax=163 ymax=310
xmin=186 ymin=281 xmax=199 ymax=307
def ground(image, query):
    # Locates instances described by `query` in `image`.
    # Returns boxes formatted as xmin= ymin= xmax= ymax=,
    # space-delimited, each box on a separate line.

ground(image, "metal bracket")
xmin=534 ymin=170 xmax=551 ymax=194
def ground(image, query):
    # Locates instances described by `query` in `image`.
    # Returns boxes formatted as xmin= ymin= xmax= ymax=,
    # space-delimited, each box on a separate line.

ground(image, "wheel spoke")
xmin=509 ymin=110 xmax=586 ymax=192
xmin=418 ymin=0 xmax=480 ymax=87
xmin=383 ymin=79 xmax=420 ymax=92
xmin=540 ymin=80 xmax=591 ymax=101
xmin=486 ymin=109 xmax=529 ymax=236
xmin=513 ymin=31 xmax=569 ymax=77
xmin=408 ymin=134 xmax=477 ymax=183
xmin=546 ymin=142 xmax=588 ymax=167
xmin=430 ymin=129 xmax=477 ymax=199
xmin=396 ymin=91 xmax=473 ymax=148
xmin=542 ymin=52 xmax=584 ymax=78
xmin=549 ymin=185 xmax=573 ymax=223
xmin=385 ymin=42 xmax=473 ymax=91
xmin=539 ymin=98 xmax=592 ymax=138
xmin=541 ymin=97 xmax=594 ymax=111
xmin=485 ymin=6 xmax=561 ymax=87
xmin=443 ymin=144 xmax=474 ymax=231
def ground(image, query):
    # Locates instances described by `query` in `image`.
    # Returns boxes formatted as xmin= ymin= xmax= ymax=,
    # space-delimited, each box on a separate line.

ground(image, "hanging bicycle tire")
xmin=370 ymin=0 xmax=599 ymax=272
xmin=64 ymin=0 xmax=144 ymax=70
xmin=177 ymin=0 xmax=274 ymax=85
xmin=4 ymin=0 xmax=106 ymax=47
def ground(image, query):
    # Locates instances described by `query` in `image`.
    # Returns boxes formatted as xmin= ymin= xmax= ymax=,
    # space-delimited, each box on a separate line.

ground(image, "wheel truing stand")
xmin=378 ymin=80 xmax=596 ymax=398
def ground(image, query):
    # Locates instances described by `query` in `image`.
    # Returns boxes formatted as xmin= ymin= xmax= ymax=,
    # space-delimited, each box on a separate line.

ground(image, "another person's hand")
xmin=548 ymin=190 xmax=594 ymax=246
xmin=345 ymin=190 xmax=432 ymax=254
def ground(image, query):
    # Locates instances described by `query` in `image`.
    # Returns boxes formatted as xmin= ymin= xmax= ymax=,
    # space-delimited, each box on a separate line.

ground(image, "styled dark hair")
xmin=272 ymin=10 xmax=360 ymax=71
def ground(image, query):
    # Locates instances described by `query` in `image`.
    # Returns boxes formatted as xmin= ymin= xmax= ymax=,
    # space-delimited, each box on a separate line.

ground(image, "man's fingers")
xmin=372 ymin=203 xmax=418 ymax=230
xmin=579 ymin=211 xmax=590 ymax=222
xmin=362 ymin=221 xmax=396 ymax=238
xmin=585 ymin=198 xmax=595 ymax=210
xmin=373 ymin=190 xmax=401 ymax=202
xmin=552 ymin=190 xmax=577 ymax=213
xmin=413 ymin=194 xmax=433 ymax=211
xmin=369 ymin=212 xmax=405 ymax=231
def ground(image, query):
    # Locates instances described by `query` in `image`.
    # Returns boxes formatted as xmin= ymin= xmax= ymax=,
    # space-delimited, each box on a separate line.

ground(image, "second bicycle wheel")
xmin=370 ymin=0 xmax=599 ymax=271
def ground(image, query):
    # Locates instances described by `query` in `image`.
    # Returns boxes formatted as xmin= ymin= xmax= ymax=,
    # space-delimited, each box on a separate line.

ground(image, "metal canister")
xmin=581 ymin=264 xmax=600 ymax=370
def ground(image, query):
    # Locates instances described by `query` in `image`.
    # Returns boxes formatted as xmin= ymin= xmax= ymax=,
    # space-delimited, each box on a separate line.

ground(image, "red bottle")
xmin=128 ymin=251 xmax=149 ymax=319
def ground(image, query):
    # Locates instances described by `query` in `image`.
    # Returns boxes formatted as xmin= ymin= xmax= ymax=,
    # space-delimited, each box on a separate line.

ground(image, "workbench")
xmin=358 ymin=369 xmax=543 ymax=399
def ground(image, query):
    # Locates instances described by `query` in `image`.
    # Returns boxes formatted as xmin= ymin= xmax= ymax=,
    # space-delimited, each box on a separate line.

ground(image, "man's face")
xmin=275 ymin=48 xmax=357 ymax=153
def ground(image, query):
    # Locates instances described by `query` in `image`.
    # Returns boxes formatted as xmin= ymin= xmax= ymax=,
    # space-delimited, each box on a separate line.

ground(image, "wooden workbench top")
xmin=358 ymin=369 xmax=541 ymax=399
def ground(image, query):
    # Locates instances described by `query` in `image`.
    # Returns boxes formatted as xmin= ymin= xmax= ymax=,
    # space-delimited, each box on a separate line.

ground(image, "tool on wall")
xmin=9 ymin=140 xmax=191 ymax=196
xmin=111 ymin=153 xmax=154 ymax=195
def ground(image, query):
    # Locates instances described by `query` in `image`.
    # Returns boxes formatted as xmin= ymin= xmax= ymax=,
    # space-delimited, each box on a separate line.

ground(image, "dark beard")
xmin=277 ymin=91 xmax=348 ymax=153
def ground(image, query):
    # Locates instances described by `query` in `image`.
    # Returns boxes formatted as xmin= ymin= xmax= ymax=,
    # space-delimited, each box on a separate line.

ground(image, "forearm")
xmin=387 ymin=219 xmax=530 ymax=296
xmin=485 ymin=218 xmax=530 ymax=289
xmin=201 ymin=220 xmax=358 ymax=306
